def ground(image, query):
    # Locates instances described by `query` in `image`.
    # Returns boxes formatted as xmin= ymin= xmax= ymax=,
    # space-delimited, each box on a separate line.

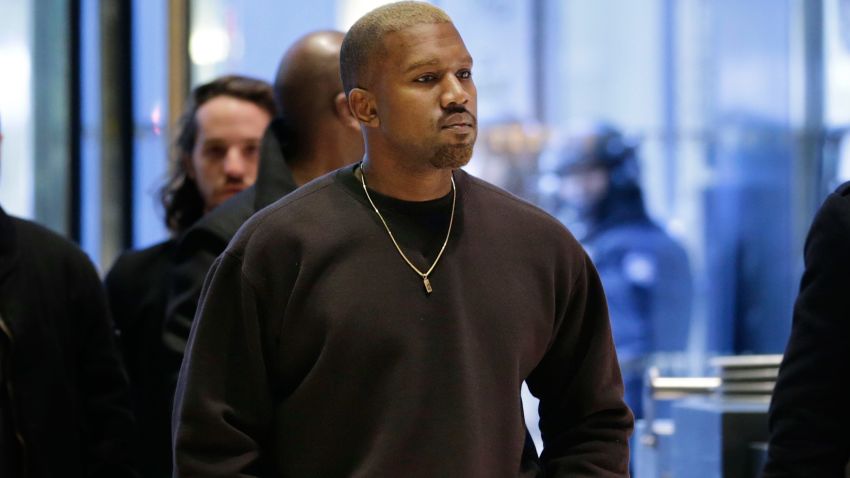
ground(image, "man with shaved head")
xmin=163 ymin=30 xmax=363 ymax=353
xmin=173 ymin=3 xmax=632 ymax=477
xmin=155 ymin=30 xmax=361 ymax=478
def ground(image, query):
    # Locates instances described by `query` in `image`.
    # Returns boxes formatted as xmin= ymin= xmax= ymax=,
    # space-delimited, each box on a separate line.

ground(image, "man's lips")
xmin=222 ymin=185 xmax=246 ymax=195
xmin=440 ymin=112 xmax=476 ymax=130
xmin=443 ymin=122 xmax=473 ymax=128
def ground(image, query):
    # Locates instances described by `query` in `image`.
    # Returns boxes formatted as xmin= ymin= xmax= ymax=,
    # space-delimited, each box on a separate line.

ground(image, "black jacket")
xmin=163 ymin=117 xmax=296 ymax=352
xmin=101 ymin=118 xmax=295 ymax=477
xmin=104 ymin=239 xmax=179 ymax=478
xmin=0 ymin=206 xmax=136 ymax=477
xmin=764 ymin=181 xmax=850 ymax=477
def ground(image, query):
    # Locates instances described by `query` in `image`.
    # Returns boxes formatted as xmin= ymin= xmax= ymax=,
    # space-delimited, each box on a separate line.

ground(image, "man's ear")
xmin=347 ymin=88 xmax=379 ymax=128
xmin=334 ymin=91 xmax=361 ymax=131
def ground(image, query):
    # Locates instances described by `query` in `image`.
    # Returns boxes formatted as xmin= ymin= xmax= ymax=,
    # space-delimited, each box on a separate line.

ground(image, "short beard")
xmin=429 ymin=143 xmax=474 ymax=169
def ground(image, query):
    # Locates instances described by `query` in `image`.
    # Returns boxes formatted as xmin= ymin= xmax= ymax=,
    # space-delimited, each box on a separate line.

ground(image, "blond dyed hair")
xmin=340 ymin=1 xmax=452 ymax=93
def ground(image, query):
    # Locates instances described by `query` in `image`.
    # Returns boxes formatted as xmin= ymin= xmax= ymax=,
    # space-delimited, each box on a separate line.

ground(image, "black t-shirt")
xmin=360 ymin=179 xmax=453 ymax=267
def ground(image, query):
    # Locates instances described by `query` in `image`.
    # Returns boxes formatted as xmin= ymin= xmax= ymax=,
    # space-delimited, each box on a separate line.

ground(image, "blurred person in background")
xmin=763 ymin=181 xmax=850 ymax=477
xmin=543 ymin=123 xmax=693 ymax=419
xmin=161 ymin=30 xmax=364 ymax=356
xmin=104 ymin=75 xmax=276 ymax=478
xmin=0 ymin=114 xmax=137 ymax=477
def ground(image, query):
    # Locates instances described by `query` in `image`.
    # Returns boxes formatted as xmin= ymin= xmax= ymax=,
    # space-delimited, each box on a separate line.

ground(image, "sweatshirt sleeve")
xmin=764 ymin=189 xmax=850 ymax=477
xmin=526 ymin=251 xmax=634 ymax=477
xmin=172 ymin=250 xmax=275 ymax=477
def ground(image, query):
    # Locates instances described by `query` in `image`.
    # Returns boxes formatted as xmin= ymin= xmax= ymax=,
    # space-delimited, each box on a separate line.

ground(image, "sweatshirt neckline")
xmin=336 ymin=163 xmax=464 ymax=214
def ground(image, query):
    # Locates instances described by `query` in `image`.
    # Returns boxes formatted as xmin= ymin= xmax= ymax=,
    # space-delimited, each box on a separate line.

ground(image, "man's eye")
xmin=415 ymin=74 xmax=437 ymax=83
xmin=204 ymin=146 xmax=227 ymax=158
xmin=458 ymin=70 xmax=472 ymax=80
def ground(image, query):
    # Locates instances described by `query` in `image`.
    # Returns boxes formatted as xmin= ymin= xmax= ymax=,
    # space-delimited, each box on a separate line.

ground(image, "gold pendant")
xmin=423 ymin=276 xmax=433 ymax=294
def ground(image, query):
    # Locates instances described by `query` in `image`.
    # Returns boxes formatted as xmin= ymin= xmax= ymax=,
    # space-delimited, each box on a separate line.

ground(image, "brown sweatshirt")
xmin=173 ymin=164 xmax=633 ymax=477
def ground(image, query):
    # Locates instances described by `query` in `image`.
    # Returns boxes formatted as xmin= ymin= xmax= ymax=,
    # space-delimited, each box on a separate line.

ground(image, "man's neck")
xmin=288 ymin=138 xmax=347 ymax=187
xmin=289 ymin=154 xmax=323 ymax=187
xmin=360 ymin=155 xmax=453 ymax=202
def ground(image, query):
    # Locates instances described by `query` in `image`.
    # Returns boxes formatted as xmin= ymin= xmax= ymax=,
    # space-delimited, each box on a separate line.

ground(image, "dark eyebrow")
xmin=403 ymin=55 xmax=473 ymax=74
xmin=404 ymin=58 xmax=440 ymax=74
xmin=201 ymin=138 xmax=227 ymax=145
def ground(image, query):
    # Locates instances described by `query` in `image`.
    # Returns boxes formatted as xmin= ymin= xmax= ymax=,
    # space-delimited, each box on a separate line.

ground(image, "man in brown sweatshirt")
xmin=172 ymin=3 xmax=633 ymax=476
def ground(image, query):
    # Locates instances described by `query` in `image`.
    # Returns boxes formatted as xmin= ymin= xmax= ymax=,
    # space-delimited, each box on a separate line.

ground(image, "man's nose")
xmin=440 ymin=75 xmax=471 ymax=108
xmin=223 ymin=149 xmax=246 ymax=178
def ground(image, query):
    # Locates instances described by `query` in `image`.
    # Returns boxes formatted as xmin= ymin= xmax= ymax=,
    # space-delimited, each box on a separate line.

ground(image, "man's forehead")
xmin=403 ymin=53 xmax=473 ymax=73
xmin=381 ymin=23 xmax=472 ymax=67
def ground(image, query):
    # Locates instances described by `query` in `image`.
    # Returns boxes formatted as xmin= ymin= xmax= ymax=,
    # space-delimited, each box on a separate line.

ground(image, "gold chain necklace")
xmin=359 ymin=164 xmax=456 ymax=294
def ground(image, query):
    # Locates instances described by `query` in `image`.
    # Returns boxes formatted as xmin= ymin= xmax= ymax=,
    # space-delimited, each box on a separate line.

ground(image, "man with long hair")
xmin=105 ymin=74 xmax=275 ymax=478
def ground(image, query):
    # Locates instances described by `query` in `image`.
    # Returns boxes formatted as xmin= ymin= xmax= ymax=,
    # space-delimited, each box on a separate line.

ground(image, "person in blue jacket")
xmin=545 ymin=123 xmax=693 ymax=419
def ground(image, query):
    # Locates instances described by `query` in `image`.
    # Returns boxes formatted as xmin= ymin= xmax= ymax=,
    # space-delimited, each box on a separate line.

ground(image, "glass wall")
xmin=0 ymin=1 xmax=35 ymax=218
xmin=80 ymin=0 xmax=102 ymax=265
xmin=32 ymin=0 xmax=75 ymax=235
xmin=188 ymin=0 xmax=337 ymax=85
xmin=0 ymin=0 xmax=74 ymax=238
xmin=131 ymin=0 xmax=170 ymax=249
xmin=825 ymin=0 xmax=850 ymax=190
xmin=536 ymin=0 xmax=819 ymax=359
